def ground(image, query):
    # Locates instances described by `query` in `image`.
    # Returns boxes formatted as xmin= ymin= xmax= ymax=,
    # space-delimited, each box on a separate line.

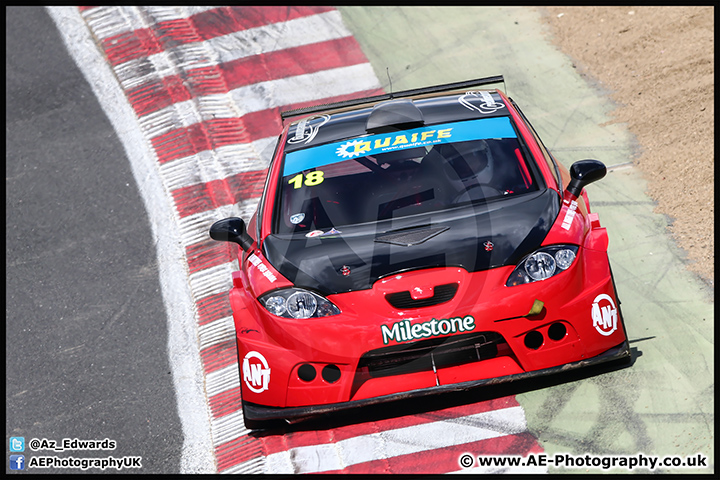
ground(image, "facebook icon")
xmin=9 ymin=454 xmax=25 ymax=471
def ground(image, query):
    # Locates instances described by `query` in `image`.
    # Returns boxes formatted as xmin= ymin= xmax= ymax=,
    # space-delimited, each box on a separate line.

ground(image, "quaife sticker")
xmin=591 ymin=294 xmax=618 ymax=336
xmin=381 ymin=315 xmax=476 ymax=345
xmin=335 ymin=129 xmax=452 ymax=159
xmin=242 ymin=351 xmax=271 ymax=393
xmin=283 ymin=117 xmax=518 ymax=176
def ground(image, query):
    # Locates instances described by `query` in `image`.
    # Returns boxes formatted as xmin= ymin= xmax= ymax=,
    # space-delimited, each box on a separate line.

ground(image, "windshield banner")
xmin=283 ymin=116 xmax=517 ymax=176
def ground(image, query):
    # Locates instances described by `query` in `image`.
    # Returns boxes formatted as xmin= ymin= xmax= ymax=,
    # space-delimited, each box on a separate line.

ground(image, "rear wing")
xmin=280 ymin=74 xmax=505 ymax=122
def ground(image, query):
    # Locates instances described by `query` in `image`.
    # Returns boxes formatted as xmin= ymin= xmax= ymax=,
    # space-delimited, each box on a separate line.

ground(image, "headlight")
xmin=258 ymin=288 xmax=341 ymax=319
xmin=286 ymin=291 xmax=317 ymax=319
xmin=506 ymin=245 xmax=578 ymax=286
xmin=525 ymin=251 xmax=556 ymax=281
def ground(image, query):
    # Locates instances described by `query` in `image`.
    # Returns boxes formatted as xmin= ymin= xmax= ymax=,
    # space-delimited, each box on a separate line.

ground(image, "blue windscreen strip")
xmin=283 ymin=116 xmax=516 ymax=176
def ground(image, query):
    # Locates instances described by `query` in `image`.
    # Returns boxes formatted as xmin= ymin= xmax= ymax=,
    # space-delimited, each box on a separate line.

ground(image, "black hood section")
xmin=263 ymin=189 xmax=559 ymax=295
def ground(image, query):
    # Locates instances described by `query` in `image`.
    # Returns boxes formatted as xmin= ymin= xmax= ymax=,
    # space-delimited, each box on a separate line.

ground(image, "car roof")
xmin=282 ymin=76 xmax=512 ymax=153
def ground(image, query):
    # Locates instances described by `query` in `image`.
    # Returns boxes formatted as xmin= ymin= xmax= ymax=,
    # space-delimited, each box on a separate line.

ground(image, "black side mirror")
xmin=566 ymin=159 xmax=607 ymax=198
xmin=209 ymin=217 xmax=254 ymax=251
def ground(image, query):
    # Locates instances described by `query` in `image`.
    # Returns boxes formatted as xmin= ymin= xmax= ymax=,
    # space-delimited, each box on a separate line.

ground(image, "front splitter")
xmin=243 ymin=340 xmax=631 ymax=427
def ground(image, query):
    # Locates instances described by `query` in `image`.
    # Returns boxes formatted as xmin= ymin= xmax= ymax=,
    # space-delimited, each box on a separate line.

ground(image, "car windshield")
xmin=276 ymin=116 xmax=540 ymax=235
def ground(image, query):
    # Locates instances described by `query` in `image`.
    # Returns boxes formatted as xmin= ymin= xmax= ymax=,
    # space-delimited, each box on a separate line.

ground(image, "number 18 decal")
xmin=288 ymin=171 xmax=325 ymax=189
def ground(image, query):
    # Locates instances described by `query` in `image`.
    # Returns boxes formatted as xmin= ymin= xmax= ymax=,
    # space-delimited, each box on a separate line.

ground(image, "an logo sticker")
xmin=484 ymin=241 xmax=494 ymax=252
xmin=242 ymin=351 xmax=271 ymax=393
xmin=591 ymin=293 xmax=618 ymax=336
xmin=290 ymin=213 xmax=305 ymax=224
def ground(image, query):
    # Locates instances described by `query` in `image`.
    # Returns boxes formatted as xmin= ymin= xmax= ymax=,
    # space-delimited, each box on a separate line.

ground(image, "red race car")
xmin=210 ymin=75 xmax=630 ymax=429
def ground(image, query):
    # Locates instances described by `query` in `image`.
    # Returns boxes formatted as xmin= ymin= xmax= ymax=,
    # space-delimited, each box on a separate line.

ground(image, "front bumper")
xmin=244 ymin=340 xmax=631 ymax=425
xmin=233 ymin=239 xmax=630 ymax=427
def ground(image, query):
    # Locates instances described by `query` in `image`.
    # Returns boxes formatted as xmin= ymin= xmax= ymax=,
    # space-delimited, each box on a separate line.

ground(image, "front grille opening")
xmin=357 ymin=331 xmax=506 ymax=379
xmin=385 ymin=283 xmax=458 ymax=309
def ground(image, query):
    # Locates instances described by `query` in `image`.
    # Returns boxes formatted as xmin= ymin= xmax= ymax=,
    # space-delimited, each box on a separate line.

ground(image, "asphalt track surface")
xmin=6 ymin=6 xmax=182 ymax=473
xmin=6 ymin=6 xmax=714 ymax=475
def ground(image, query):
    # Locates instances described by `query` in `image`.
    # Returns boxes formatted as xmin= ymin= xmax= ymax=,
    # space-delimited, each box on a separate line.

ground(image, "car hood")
xmin=263 ymin=189 xmax=559 ymax=295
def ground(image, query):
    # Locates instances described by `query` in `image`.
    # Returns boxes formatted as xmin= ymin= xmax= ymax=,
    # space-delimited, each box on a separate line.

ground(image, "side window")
xmin=510 ymin=100 xmax=562 ymax=189
xmin=262 ymin=135 xmax=284 ymax=239
xmin=532 ymin=129 xmax=562 ymax=189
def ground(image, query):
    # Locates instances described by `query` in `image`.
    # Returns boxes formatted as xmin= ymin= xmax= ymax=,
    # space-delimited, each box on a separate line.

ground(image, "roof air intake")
xmin=366 ymin=99 xmax=425 ymax=133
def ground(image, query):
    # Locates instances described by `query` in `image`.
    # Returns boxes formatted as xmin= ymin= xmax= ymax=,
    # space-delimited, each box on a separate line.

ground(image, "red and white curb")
xmin=48 ymin=6 xmax=545 ymax=474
